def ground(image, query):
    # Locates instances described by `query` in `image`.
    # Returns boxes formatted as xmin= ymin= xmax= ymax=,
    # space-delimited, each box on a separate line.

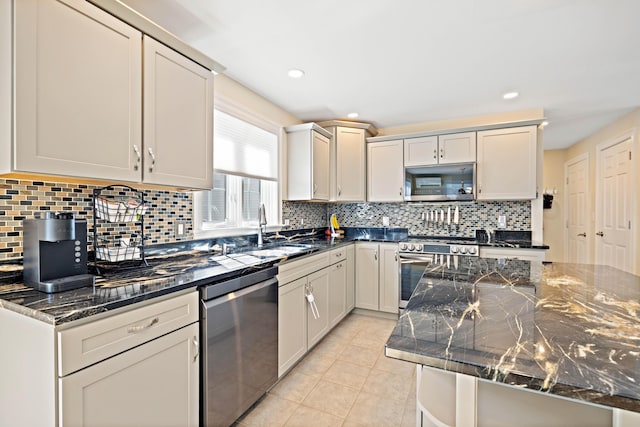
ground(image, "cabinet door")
xmin=379 ymin=243 xmax=400 ymax=314
xmin=477 ymin=126 xmax=537 ymax=200
xmin=367 ymin=140 xmax=404 ymax=202
xmin=143 ymin=36 xmax=214 ymax=189
xmin=404 ymin=136 xmax=438 ymax=166
xmin=312 ymin=131 xmax=331 ymax=200
xmin=14 ymin=0 xmax=142 ymax=182
xmin=438 ymin=132 xmax=476 ymax=164
xmin=345 ymin=244 xmax=356 ymax=312
xmin=60 ymin=322 xmax=199 ymax=427
xmin=328 ymin=261 xmax=347 ymax=328
xmin=336 ymin=127 xmax=366 ymax=201
xmin=307 ymin=267 xmax=330 ymax=348
xmin=355 ymin=243 xmax=380 ymax=310
xmin=278 ymin=277 xmax=307 ymax=377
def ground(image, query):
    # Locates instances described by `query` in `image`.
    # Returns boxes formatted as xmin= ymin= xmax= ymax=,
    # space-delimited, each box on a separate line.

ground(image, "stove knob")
xmin=414 ymin=244 xmax=422 ymax=252
xmin=459 ymin=246 xmax=468 ymax=254
xmin=467 ymin=246 xmax=477 ymax=255
xmin=451 ymin=246 xmax=459 ymax=254
xmin=400 ymin=243 xmax=407 ymax=251
xmin=408 ymin=244 xmax=415 ymax=251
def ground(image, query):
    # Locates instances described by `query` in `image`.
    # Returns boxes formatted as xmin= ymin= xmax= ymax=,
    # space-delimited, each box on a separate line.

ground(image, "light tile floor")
xmin=237 ymin=313 xmax=417 ymax=427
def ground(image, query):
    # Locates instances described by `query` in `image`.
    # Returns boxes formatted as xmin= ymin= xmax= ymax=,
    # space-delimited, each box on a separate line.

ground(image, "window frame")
xmin=193 ymin=96 xmax=284 ymax=239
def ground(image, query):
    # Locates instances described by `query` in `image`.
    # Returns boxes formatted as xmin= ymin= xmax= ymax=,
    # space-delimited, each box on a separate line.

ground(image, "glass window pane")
xmin=242 ymin=177 xmax=261 ymax=222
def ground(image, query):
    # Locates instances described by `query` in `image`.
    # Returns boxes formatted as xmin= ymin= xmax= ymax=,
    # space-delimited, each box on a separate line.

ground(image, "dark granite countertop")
xmin=385 ymin=258 xmax=640 ymax=413
xmin=0 ymin=232 xmax=355 ymax=327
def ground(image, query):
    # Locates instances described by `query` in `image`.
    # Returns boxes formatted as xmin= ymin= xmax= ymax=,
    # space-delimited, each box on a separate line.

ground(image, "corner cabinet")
xmin=476 ymin=126 xmax=537 ymax=200
xmin=367 ymin=140 xmax=404 ymax=202
xmin=318 ymin=121 xmax=377 ymax=203
xmin=285 ymin=123 xmax=331 ymax=201
xmin=10 ymin=0 xmax=214 ymax=189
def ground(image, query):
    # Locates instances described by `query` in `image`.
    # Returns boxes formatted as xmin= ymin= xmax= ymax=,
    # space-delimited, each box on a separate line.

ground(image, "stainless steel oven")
xmin=399 ymin=240 xmax=479 ymax=309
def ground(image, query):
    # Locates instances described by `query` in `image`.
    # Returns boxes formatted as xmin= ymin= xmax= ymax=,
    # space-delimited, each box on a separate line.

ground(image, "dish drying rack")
xmin=92 ymin=185 xmax=148 ymax=274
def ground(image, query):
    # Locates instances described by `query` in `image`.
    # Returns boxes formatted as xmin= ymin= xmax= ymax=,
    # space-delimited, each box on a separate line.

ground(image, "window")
xmin=194 ymin=108 xmax=279 ymax=236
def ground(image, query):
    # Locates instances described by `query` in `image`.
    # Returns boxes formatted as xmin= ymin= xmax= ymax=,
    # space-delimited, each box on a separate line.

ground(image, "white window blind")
xmin=214 ymin=110 xmax=278 ymax=180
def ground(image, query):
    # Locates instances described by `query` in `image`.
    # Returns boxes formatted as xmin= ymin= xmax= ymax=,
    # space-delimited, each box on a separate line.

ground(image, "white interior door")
xmin=595 ymin=134 xmax=634 ymax=273
xmin=565 ymin=154 xmax=590 ymax=264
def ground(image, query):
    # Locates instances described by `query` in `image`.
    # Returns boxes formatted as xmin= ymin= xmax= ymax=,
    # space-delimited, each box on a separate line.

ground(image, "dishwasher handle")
xmin=202 ymin=276 xmax=277 ymax=310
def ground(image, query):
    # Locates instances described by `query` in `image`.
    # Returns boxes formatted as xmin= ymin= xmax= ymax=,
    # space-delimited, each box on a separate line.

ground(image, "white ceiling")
xmin=122 ymin=0 xmax=640 ymax=149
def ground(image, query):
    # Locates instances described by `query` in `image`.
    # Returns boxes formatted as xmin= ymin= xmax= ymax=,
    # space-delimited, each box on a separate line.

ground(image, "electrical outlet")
xmin=497 ymin=215 xmax=507 ymax=229
xmin=175 ymin=221 xmax=186 ymax=237
xmin=382 ymin=216 xmax=390 ymax=227
xmin=284 ymin=219 xmax=290 ymax=226
xmin=300 ymin=218 xmax=304 ymax=226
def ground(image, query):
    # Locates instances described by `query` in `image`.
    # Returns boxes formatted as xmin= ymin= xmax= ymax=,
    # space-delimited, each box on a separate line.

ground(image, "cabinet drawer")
xmin=278 ymin=251 xmax=331 ymax=285
xmin=58 ymin=291 xmax=198 ymax=376
xmin=329 ymin=247 xmax=347 ymax=263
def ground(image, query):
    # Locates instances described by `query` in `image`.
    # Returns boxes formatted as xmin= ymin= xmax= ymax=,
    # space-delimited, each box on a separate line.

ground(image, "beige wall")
xmin=542 ymin=150 xmax=566 ymax=262
xmin=544 ymin=107 xmax=640 ymax=273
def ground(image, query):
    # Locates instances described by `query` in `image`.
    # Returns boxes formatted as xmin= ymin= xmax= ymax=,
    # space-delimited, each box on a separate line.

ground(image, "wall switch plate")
xmin=284 ymin=219 xmax=290 ymax=226
xmin=382 ymin=216 xmax=390 ymax=227
xmin=175 ymin=221 xmax=186 ymax=237
xmin=497 ymin=215 xmax=507 ymax=229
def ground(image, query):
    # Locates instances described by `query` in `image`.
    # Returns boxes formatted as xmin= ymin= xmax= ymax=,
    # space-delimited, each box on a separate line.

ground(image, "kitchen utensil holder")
xmin=93 ymin=185 xmax=148 ymax=274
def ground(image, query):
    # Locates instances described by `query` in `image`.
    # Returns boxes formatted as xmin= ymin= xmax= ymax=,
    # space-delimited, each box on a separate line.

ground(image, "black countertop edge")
xmin=385 ymin=337 xmax=640 ymax=414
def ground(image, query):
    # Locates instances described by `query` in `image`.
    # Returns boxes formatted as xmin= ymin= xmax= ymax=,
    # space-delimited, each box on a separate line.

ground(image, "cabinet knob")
xmin=148 ymin=147 xmax=156 ymax=172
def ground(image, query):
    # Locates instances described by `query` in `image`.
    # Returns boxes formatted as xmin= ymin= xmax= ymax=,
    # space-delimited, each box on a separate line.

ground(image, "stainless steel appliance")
xmin=404 ymin=163 xmax=475 ymax=201
xmin=200 ymin=266 xmax=278 ymax=427
xmin=399 ymin=239 xmax=479 ymax=309
xmin=23 ymin=212 xmax=94 ymax=293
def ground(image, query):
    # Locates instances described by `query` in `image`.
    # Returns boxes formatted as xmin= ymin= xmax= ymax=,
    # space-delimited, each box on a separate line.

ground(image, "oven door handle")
xmin=399 ymin=254 xmax=435 ymax=262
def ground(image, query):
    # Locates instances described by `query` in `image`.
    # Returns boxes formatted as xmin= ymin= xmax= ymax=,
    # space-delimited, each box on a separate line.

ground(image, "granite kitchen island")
xmin=386 ymin=258 xmax=640 ymax=427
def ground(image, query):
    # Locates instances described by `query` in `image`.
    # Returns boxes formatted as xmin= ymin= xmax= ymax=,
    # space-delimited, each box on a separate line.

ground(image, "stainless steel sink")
xmin=243 ymin=244 xmax=316 ymax=259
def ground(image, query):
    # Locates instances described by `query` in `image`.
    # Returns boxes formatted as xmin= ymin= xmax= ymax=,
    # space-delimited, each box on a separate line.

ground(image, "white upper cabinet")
xmin=142 ymin=36 xmax=213 ymax=189
xmin=404 ymin=132 xmax=476 ymax=166
xmin=286 ymin=123 xmax=331 ymax=201
xmin=367 ymin=140 xmax=404 ymax=202
xmin=10 ymin=0 xmax=214 ymax=189
xmin=333 ymin=127 xmax=366 ymax=201
xmin=437 ymin=132 xmax=477 ymax=164
xmin=477 ymin=126 xmax=537 ymax=200
xmin=13 ymin=0 xmax=142 ymax=182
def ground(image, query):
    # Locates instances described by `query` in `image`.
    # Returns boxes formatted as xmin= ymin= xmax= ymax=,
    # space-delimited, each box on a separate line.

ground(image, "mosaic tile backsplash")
xmin=1 ymin=177 xmax=530 ymax=261
xmin=0 ymin=178 xmax=192 ymax=259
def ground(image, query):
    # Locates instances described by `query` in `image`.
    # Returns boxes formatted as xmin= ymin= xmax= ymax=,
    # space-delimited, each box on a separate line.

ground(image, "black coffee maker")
xmin=23 ymin=212 xmax=95 ymax=293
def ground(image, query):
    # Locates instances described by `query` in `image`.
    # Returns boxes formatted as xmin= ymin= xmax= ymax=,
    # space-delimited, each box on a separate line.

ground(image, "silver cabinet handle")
xmin=335 ymin=252 xmax=342 ymax=258
xmin=193 ymin=336 xmax=199 ymax=363
xmin=133 ymin=144 xmax=141 ymax=171
xmin=313 ymin=183 xmax=317 ymax=195
xmin=148 ymin=147 xmax=156 ymax=172
xmin=336 ymin=263 xmax=343 ymax=269
xmin=127 ymin=317 xmax=159 ymax=333
xmin=596 ymin=231 xmax=604 ymax=237
xmin=399 ymin=187 xmax=402 ymax=196
xmin=338 ymin=186 xmax=341 ymax=196
xmin=433 ymin=148 xmax=437 ymax=160
xmin=395 ymin=250 xmax=398 ymax=262
xmin=577 ymin=232 xmax=586 ymax=237
xmin=374 ymin=251 xmax=378 ymax=261
xmin=440 ymin=147 xmax=444 ymax=159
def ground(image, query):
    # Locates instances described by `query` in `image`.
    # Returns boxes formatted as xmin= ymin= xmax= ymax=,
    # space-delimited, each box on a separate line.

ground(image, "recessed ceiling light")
xmin=347 ymin=112 xmax=359 ymax=119
xmin=287 ymin=69 xmax=305 ymax=79
xmin=503 ymin=91 xmax=519 ymax=100
xmin=541 ymin=121 xmax=549 ymax=127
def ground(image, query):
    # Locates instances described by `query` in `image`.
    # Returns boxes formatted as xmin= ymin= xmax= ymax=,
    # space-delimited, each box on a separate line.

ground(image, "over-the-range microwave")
xmin=404 ymin=162 xmax=476 ymax=201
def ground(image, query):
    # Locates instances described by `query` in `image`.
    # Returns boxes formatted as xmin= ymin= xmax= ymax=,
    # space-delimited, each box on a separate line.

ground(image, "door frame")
xmin=594 ymin=129 xmax=637 ymax=271
xmin=564 ymin=152 xmax=590 ymax=264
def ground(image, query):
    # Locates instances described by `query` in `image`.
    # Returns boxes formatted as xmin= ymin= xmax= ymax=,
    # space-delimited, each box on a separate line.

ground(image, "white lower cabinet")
xmin=346 ymin=245 xmax=356 ymax=312
xmin=355 ymin=242 xmax=400 ymax=314
xmin=277 ymin=246 xmax=353 ymax=376
xmin=479 ymin=246 xmax=546 ymax=262
xmin=60 ymin=322 xmax=199 ymax=427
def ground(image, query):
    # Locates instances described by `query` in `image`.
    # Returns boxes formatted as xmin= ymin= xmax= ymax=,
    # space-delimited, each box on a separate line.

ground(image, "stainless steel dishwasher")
xmin=200 ymin=266 xmax=278 ymax=427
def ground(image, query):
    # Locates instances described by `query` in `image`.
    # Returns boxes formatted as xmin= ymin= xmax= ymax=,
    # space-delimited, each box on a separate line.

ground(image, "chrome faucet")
xmin=257 ymin=204 xmax=267 ymax=247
